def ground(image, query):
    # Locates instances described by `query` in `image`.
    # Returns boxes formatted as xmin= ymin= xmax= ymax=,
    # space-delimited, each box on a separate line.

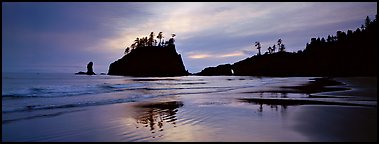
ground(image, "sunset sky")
xmin=2 ymin=2 xmax=377 ymax=73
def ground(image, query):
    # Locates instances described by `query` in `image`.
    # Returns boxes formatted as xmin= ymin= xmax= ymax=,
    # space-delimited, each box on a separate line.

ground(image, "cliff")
xmin=108 ymin=45 xmax=189 ymax=77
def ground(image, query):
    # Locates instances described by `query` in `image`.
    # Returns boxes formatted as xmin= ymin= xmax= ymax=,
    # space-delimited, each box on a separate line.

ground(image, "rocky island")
xmin=108 ymin=32 xmax=189 ymax=77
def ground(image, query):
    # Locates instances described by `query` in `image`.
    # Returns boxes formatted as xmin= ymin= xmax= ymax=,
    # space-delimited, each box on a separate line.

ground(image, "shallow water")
xmin=1 ymin=73 xmax=308 ymax=113
xmin=2 ymin=73 xmax=377 ymax=141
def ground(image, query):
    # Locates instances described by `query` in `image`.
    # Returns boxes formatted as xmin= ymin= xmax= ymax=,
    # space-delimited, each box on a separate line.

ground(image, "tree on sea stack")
xmin=124 ymin=47 xmax=130 ymax=55
xmin=168 ymin=33 xmax=176 ymax=45
xmin=157 ymin=32 xmax=164 ymax=46
xmin=277 ymin=39 xmax=286 ymax=52
xmin=255 ymin=41 xmax=261 ymax=55
xmin=268 ymin=46 xmax=273 ymax=54
xmin=148 ymin=32 xmax=155 ymax=46
xmin=133 ymin=38 xmax=140 ymax=48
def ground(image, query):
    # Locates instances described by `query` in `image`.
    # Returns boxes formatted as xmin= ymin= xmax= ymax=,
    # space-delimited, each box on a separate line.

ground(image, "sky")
xmin=2 ymin=2 xmax=377 ymax=73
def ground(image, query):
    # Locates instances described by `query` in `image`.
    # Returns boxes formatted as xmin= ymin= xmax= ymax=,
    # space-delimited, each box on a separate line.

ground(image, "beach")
xmin=2 ymin=74 xmax=377 ymax=142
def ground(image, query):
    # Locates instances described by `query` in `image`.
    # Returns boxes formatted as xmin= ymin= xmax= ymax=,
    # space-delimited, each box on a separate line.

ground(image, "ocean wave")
xmin=2 ymin=109 xmax=84 ymax=124
xmin=1 ymin=86 xmax=240 ymax=114
xmin=2 ymin=83 xmax=152 ymax=98
xmin=2 ymin=98 xmax=139 ymax=113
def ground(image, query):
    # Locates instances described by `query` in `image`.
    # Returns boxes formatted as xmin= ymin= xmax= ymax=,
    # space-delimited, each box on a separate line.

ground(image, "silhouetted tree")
xmin=124 ymin=47 xmax=130 ymax=55
xmin=168 ymin=33 xmax=176 ymax=45
xmin=277 ymin=39 xmax=286 ymax=52
xmin=355 ymin=28 xmax=361 ymax=34
xmin=347 ymin=30 xmax=353 ymax=37
xmin=148 ymin=32 xmax=155 ymax=46
xmin=279 ymin=44 xmax=286 ymax=52
xmin=255 ymin=41 xmax=261 ymax=55
xmin=277 ymin=39 xmax=282 ymax=51
xmin=365 ymin=16 xmax=371 ymax=28
xmin=268 ymin=46 xmax=272 ymax=54
xmin=157 ymin=32 xmax=164 ymax=46
xmin=336 ymin=31 xmax=346 ymax=41
xmin=131 ymin=43 xmax=136 ymax=49
xmin=311 ymin=38 xmax=317 ymax=44
xmin=327 ymin=35 xmax=332 ymax=43
xmin=134 ymin=37 xmax=140 ymax=48
xmin=321 ymin=38 xmax=326 ymax=44
xmin=272 ymin=45 xmax=276 ymax=53
xmin=143 ymin=37 xmax=148 ymax=47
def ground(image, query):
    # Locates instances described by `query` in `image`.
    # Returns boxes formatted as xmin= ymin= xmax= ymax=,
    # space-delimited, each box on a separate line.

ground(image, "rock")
xmin=196 ymin=64 xmax=233 ymax=76
xmin=75 ymin=71 xmax=87 ymax=75
xmin=108 ymin=45 xmax=189 ymax=77
xmin=86 ymin=62 xmax=96 ymax=75
xmin=76 ymin=61 xmax=96 ymax=75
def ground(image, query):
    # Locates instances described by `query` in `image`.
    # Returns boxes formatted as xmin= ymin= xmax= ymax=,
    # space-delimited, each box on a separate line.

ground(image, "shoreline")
xmin=3 ymin=98 xmax=376 ymax=142
xmin=2 ymin=77 xmax=377 ymax=142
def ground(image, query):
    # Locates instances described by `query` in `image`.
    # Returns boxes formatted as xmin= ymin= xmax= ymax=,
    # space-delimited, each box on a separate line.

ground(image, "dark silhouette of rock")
xmin=76 ymin=61 xmax=96 ymax=75
xmin=196 ymin=64 xmax=233 ymax=76
xmin=108 ymin=45 xmax=189 ymax=77
xmin=86 ymin=62 xmax=96 ymax=75
xmin=75 ymin=71 xmax=87 ymax=75
xmin=196 ymin=15 xmax=377 ymax=77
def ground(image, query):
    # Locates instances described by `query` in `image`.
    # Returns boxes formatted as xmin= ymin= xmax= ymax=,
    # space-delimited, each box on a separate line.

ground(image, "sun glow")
xmin=188 ymin=54 xmax=212 ymax=59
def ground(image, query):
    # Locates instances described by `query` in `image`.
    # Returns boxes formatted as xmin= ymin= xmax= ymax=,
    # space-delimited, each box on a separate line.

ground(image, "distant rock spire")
xmin=86 ymin=61 xmax=96 ymax=75
xmin=75 ymin=61 xmax=96 ymax=75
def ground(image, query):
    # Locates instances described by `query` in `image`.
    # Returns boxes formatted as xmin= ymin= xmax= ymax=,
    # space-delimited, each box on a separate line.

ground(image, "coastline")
xmin=2 ymin=77 xmax=377 ymax=142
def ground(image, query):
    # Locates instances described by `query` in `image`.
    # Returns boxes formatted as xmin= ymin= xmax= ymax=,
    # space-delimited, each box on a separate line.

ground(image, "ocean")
xmin=2 ymin=73 xmax=377 ymax=141
xmin=1 ymin=73 xmax=307 ymax=113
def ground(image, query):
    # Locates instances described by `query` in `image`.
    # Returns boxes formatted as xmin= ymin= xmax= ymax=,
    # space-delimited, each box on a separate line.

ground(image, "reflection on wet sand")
xmin=239 ymin=77 xmax=376 ymax=109
xmin=242 ymin=77 xmax=350 ymax=95
xmin=239 ymin=97 xmax=372 ymax=107
xmin=132 ymin=101 xmax=183 ymax=137
xmin=256 ymin=103 xmax=288 ymax=113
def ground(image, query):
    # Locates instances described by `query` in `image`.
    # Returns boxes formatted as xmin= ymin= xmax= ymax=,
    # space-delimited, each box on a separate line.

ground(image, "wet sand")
xmin=291 ymin=105 xmax=377 ymax=142
xmin=2 ymin=77 xmax=377 ymax=142
xmin=2 ymin=98 xmax=308 ymax=142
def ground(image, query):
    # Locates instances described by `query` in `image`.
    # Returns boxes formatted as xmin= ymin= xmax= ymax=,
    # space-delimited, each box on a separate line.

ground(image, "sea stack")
xmin=108 ymin=44 xmax=189 ymax=77
xmin=86 ymin=62 xmax=96 ymax=75
xmin=76 ymin=61 xmax=96 ymax=75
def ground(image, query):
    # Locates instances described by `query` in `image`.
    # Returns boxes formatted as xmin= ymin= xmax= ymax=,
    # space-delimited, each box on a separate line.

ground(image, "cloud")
xmin=2 ymin=2 xmax=377 ymax=73
xmin=187 ymin=51 xmax=246 ymax=59
xmin=219 ymin=52 xmax=244 ymax=58
xmin=100 ymin=3 xmax=271 ymax=50
xmin=95 ymin=2 xmax=377 ymax=72
xmin=188 ymin=54 xmax=212 ymax=59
